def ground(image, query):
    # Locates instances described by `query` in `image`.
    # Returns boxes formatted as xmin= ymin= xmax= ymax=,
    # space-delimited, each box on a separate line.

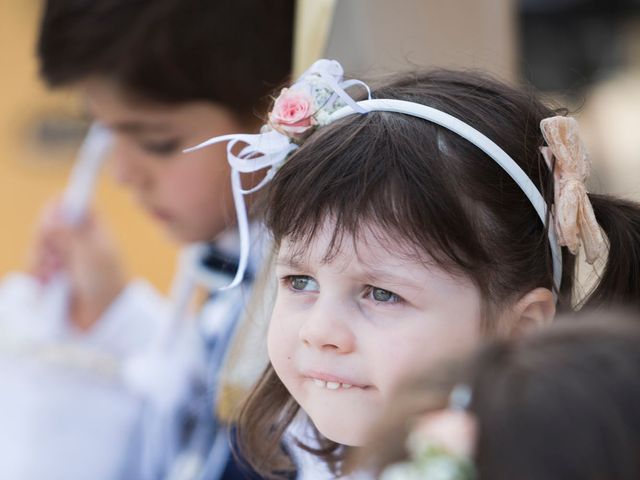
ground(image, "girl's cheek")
xmin=267 ymin=309 xmax=286 ymax=351
xmin=379 ymin=322 xmax=480 ymax=394
xmin=267 ymin=303 xmax=297 ymax=351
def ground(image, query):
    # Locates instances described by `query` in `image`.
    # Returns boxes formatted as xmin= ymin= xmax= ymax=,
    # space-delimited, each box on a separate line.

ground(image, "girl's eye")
xmin=141 ymin=138 xmax=180 ymax=155
xmin=367 ymin=286 xmax=402 ymax=304
xmin=286 ymin=275 xmax=319 ymax=292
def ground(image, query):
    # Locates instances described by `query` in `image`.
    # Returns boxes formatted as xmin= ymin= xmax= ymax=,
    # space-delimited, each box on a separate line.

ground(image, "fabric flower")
xmin=380 ymin=410 xmax=477 ymax=480
xmin=269 ymin=88 xmax=316 ymax=140
xmin=539 ymin=116 xmax=606 ymax=264
xmin=303 ymin=58 xmax=345 ymax=84
xmin=410 ymin=410 xmax=477 ymax=459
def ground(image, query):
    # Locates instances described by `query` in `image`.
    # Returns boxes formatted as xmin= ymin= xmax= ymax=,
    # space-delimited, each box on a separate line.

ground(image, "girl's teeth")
xmin=312 ymin=379 xmax=354 ymax=390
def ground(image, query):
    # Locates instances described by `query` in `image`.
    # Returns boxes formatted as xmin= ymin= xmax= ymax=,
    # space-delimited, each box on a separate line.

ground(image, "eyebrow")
xmin=358 ymin=266 xmax=426 ymax=292
xmin=276 ymin=255 xmax=425 ymax=291
xmin=109 ymin=121 xmax=173 ymax=135
xmin=275 ymin=256 xmax=308 ymax=270
xmin=361 ymin=267 xmax=402 ymax=281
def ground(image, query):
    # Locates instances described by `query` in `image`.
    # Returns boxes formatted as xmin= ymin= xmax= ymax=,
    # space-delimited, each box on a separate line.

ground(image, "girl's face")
xmin=82 ymin=78 xmax=246 ymax=243
xmin=268 ymin=221 xmax=483 ymax=446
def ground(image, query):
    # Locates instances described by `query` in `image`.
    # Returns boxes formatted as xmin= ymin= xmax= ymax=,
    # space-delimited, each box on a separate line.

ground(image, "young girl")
xmin=188 ymin=59 xmax=640 ymax=477
xmin=358 ymin=311 xmax=640 ymax=480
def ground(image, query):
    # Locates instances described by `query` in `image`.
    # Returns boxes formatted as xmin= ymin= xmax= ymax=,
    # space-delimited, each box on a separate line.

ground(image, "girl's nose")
xmin=299 ymin=297 xmax=356 ymax=354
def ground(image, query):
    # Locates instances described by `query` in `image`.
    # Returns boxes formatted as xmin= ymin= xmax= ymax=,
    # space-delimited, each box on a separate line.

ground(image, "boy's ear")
xmin=503 ymin=288 xmax=556 ymax=337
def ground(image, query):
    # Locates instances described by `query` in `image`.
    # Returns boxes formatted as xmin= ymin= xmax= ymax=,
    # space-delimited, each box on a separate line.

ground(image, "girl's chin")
xmin=309 ymin=416 xmax=369 ymax=447
xmin=318 ymin=428 xmax=365 ymax=447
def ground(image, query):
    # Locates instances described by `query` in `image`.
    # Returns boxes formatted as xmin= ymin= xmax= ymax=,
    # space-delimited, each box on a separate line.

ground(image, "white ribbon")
xmin=184 ymin=131 xmax=297 ymax=289
xmin=330 ymin=99 xmax=563 ymax=292
xmin=183 ymin=59 xmax=367 ymax=290
xmin=305 ymin=66 xmax=371 ymax=114
xmin=296 ymin=59 xmax=371 ymax=115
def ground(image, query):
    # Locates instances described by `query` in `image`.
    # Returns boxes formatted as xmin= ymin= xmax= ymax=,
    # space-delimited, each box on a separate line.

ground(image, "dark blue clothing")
xmin=174 ymin=245 xmax=268 ymax=480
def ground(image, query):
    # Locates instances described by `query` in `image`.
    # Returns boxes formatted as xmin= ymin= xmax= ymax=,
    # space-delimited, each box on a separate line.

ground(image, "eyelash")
xmin=362 ymin=285 xmax=403 ymax=305
xmin=281 ymin=275 xmax=403 ymax=305
xmin=281 ymin=275 xmax=317 ymax=292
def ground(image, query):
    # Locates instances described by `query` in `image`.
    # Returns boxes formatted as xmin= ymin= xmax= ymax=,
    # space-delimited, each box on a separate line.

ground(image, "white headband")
xmin=330 ymin=99 xmax=563 ymax=290
xmin=185 ymin=59 xmax=562 ymax=292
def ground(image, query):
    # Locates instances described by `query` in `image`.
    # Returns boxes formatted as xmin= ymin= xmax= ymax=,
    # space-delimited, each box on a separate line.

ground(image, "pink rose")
xmin=269 ymin=88 xmax=316 ymax=138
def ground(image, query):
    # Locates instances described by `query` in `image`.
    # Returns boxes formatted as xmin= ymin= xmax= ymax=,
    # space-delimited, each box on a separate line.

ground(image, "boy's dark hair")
xmin=37 ymin=0 xmax=294 ymax=116
xmin=238 ymin=69 xmax=640 ymax=477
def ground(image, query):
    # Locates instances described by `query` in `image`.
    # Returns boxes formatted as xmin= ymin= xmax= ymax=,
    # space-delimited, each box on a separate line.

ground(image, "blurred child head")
xmin=37 ymin=0 xmax=294 ymax=242
xmin=237 ymin=66 xmax=640 ymax=476
xmin=360 ymin=310 xmax=640 ymax=480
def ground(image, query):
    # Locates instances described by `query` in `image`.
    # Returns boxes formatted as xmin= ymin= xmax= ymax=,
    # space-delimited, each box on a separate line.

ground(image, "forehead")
xmin=276 ymin=219 xmax=459 ymax=288
xmin=83 ymin=78 xmax=168 ymax=122
xmin=277 ymin=219 xmax=478 ymax=297
xmin=278 ymin=219 xmax=414 ymax=267
xmin=81 ymin=77 xmax=234 ymax=134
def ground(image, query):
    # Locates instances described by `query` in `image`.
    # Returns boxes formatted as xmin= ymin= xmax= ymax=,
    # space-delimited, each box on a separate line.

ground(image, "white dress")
xmin=287 ymin=413 xmax=373 ymax=480
xmin=0 ymin=227 xmax=265 ymax=480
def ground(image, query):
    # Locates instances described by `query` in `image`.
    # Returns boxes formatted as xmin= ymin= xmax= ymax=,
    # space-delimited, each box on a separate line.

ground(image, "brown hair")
xmin=37 ymin=0 xmax=294 ymax=117
xmin=357 ymin=312 xmax=640 ymax=480
xmin=470 ymin=313 xmax=640 ymax=480
xmin=238 ymin=69 xmax=640 ymax=477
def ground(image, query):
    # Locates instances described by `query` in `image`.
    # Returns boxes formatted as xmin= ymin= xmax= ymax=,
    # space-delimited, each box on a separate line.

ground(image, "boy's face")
xmin=83 ymin=78 xmax=246 ymax=243
xmin=268 ymin=221 xmax=482 ymax=446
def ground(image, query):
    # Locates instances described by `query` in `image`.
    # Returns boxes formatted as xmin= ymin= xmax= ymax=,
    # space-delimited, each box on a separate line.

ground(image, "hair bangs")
xmin=265 ymin=111 xmax=493 ymax=279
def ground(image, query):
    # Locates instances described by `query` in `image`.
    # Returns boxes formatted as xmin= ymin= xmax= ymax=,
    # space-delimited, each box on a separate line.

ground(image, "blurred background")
xmin=0 ymin=1 xmax=177 ymax=290
xmin=1 ymin=0 xmax=639 ymax=292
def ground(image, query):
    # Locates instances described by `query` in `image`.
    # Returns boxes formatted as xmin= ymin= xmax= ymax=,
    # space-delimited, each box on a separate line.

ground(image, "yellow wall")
xmin=0 ymin=2 xmax=176 ymax=293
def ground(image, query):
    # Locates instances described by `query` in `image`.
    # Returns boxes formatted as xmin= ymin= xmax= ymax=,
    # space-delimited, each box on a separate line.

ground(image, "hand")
xmin=30 ymin=200 xmax=127 ymax=331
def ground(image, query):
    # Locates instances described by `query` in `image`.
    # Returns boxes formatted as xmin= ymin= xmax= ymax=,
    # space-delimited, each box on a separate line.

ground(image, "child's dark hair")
xmin=469 ymin=312 xmax=640 ymax=480
xmin=238 ymin=69 xmax=640 ymax=477
xmin=37 ymin=0 xmax=294 ymax=116
xmin=353 ymin=311 xmax=640 ymax=480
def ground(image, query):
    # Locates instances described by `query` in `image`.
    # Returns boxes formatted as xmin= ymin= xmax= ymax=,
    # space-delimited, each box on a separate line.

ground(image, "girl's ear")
xmin=502 ymin=288 xmax=556 ymax=337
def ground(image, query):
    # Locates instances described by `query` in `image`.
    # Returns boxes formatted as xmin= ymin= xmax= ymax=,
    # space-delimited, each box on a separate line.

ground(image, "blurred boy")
xmin=31 ymin=1 xmax=294 ymax=478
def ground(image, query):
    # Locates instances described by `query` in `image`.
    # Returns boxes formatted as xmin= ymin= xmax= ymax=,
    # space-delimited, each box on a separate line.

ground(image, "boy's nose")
xmin=299 ymin=298 xmax=356 ymax=354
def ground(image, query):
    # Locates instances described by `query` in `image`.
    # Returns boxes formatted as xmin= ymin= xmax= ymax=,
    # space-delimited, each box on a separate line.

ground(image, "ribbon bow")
xmin=184 ymin=59 xmax=370 ymax=289
xmin=184 ymin=130 xmax=297 ymax=289
xmin=540 ymin=116 xmax=606 ymax=264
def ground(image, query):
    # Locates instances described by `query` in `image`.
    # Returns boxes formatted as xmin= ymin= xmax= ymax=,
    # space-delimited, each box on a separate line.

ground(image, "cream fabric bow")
xmin=540 ymin=116 xmax=606 ymax=264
